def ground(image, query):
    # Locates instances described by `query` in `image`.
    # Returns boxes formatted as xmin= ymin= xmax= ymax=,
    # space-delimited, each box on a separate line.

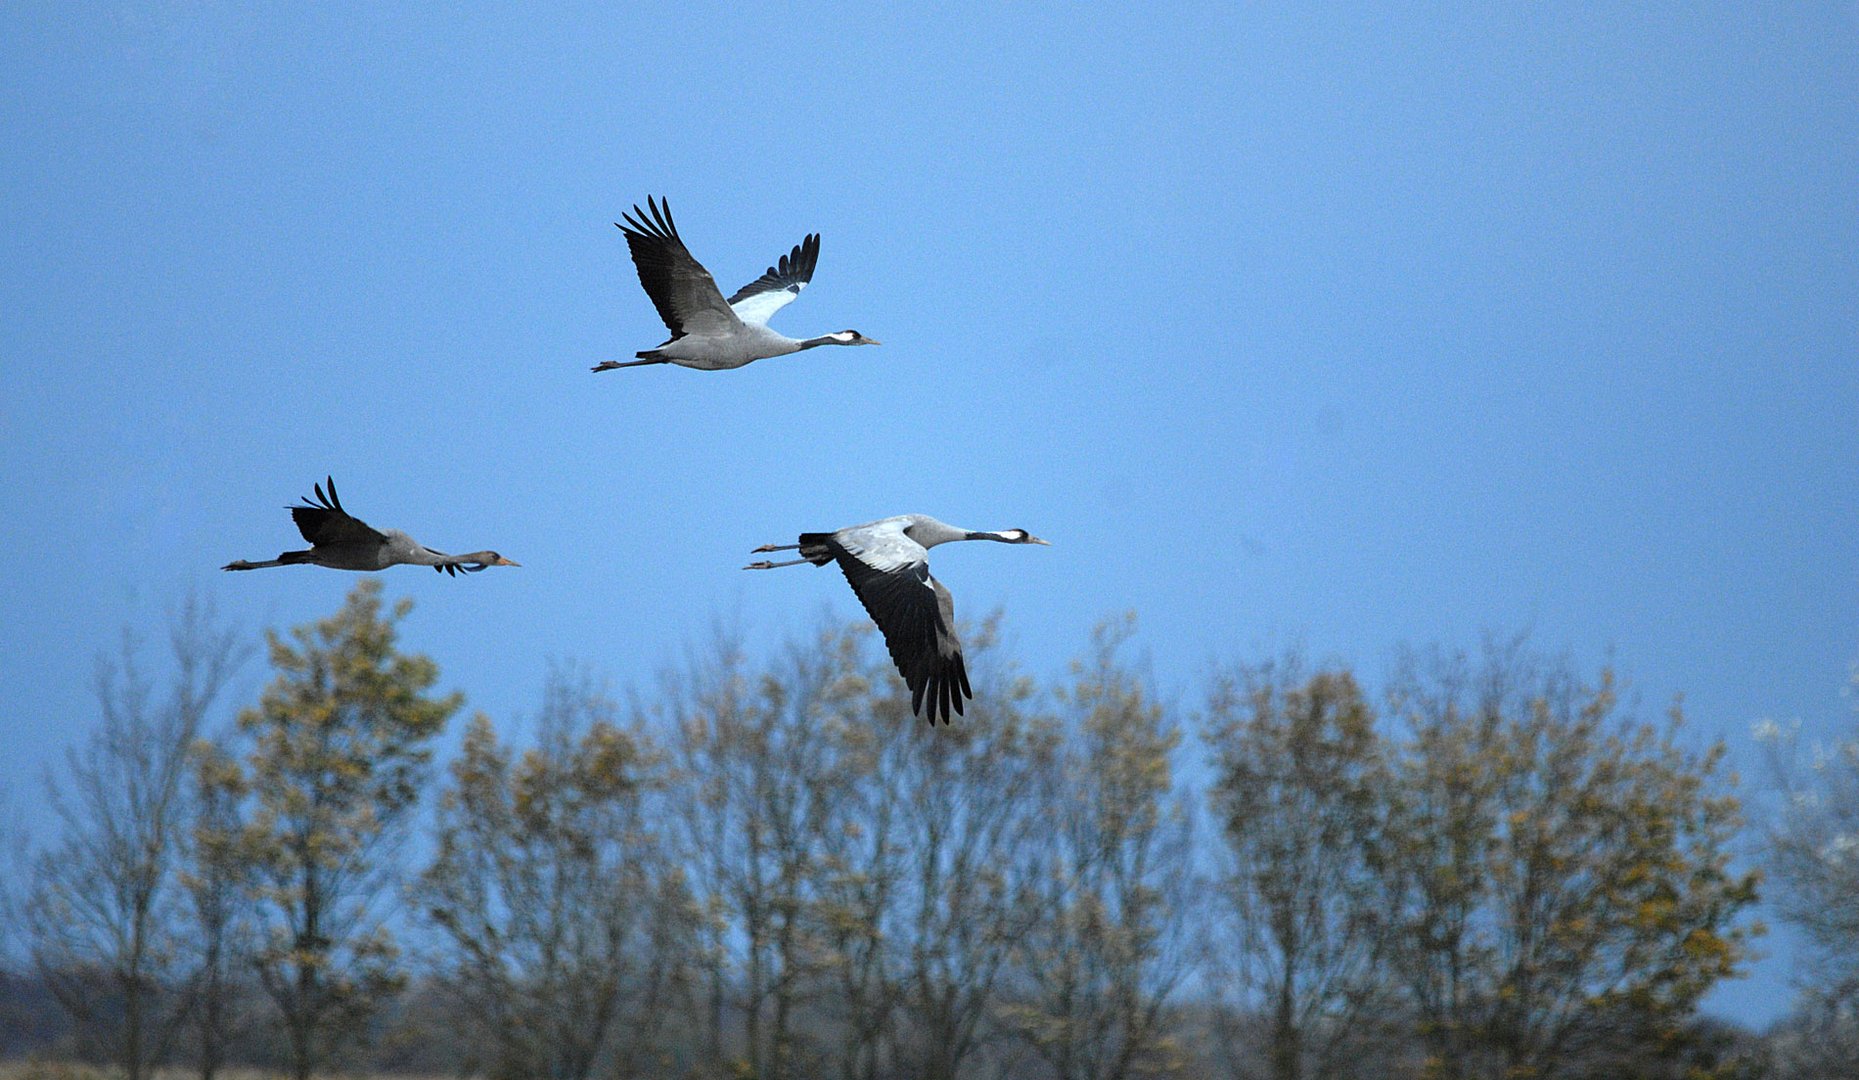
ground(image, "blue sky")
xmin=2 ymin=3 xmax=1854 ymax=1025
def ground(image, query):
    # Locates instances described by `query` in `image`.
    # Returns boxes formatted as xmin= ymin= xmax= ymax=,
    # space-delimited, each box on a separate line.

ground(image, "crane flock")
xmin=224 ymin=197 xmax=1044 ymax=725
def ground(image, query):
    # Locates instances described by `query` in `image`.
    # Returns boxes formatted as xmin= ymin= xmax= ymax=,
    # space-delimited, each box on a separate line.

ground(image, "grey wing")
xmin=829 ymin=539 xmax=971 ymax=724
xmin=616 ymin=196 xmax=741 ymax=339
xmin=289 ymin=477 xmax=387 ymax=547
xmin=726 ymin=233 xmax=819 ymax=326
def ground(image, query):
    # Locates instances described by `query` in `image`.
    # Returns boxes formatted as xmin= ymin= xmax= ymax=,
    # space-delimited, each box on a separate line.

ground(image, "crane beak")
xmin=862 ymin=337 xmax=883 ymax=346
xmin=494 ymin=556 xmax=521 ymax=567
xmin=1028 ymin=536 xmax=1051 ymax=545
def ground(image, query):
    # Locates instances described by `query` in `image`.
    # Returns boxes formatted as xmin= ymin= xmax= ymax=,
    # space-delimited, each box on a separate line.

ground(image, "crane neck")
xmin=797 ymin=332 xmax=863 ymax=350
xmin=410 ymin=546 xmax=452 ymax=566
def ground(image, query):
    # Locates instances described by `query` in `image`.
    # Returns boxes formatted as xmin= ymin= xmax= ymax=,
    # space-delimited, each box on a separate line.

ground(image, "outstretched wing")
xmin=726 ymin=233 xmax=820 ymax=326
xmin=827 ymin=524 xmax=971 ymax=724
xmin=616 ymin=196 xmax=741 ymax=339
xmin=290 ymin=477 xmax=387 ymax=547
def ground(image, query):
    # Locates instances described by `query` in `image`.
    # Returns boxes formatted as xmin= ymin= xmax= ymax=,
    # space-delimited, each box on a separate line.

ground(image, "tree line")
xmin=1 ymin=581 xmax=1850 ymax=1079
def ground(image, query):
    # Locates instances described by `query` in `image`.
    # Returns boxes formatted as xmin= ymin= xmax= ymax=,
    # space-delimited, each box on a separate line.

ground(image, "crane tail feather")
xmin=795 ymin=533 xmax=836 ymax=566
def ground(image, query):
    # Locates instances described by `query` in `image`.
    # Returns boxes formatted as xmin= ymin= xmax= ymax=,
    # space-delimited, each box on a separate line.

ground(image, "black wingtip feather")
xmin=649 ymin=195 xmax=675 ymax=237
xmin=618 ymin=197 xmax=679 ymax=244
